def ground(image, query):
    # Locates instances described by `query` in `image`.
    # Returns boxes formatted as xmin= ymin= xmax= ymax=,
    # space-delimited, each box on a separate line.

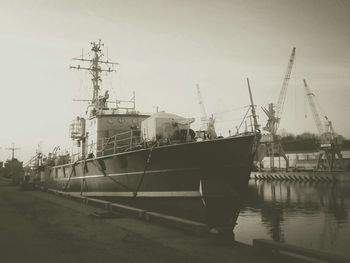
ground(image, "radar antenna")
xmin=70 ymin=40 xmax=119 ymax=112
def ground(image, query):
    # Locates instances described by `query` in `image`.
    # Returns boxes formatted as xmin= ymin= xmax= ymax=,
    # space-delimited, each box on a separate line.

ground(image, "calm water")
xmin=101 ymin=176 xmax=350 ymax=258
xmin=236 ymin=178 xmax=350 ymax=257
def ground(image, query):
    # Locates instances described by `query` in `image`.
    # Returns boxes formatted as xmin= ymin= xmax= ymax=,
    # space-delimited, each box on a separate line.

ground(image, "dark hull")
xmin=41 ymin=134 xmax=258 ymax=226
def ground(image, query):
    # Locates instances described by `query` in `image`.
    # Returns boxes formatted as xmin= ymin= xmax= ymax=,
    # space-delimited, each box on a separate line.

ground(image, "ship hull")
xmin=41 ymin=134 xmax=258 ymax=226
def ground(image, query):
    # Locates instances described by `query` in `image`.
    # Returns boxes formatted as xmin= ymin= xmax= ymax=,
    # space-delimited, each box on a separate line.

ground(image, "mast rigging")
xmin=70 ymin=40 xmax=119 ymax=112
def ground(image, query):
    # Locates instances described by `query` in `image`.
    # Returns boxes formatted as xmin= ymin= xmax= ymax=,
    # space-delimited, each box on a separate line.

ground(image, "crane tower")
xmin=303 ymin=79 xmax=344 ymax=171
xmin=259 ymin=47 xmax=296 ymax=171
xmin=196 ymin=84 xmax=216 ymax=139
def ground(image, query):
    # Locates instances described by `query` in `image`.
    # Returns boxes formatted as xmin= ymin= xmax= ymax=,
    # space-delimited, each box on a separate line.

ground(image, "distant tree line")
xmin=279 ymin=132 xmax=350 ymax=152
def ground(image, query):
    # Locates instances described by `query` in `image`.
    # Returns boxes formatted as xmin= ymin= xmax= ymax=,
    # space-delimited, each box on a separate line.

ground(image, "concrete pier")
xmin=250 ymin=171 xmax=347 ymax=182
xmin=0 ymin=178 xmax=340 ymax=263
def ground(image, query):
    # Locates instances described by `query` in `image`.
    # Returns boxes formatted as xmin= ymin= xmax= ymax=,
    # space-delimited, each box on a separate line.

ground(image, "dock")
xmin=250 ymin=171 xmax=350 ymax=183
xmin=1 ymin=178 xmax=347 ymax=263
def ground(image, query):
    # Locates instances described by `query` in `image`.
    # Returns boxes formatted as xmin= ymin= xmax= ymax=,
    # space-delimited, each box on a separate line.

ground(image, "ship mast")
xmin=70 ymin=40 xmax=119 ymax=113
xmin=246 ymin=78 xmax=260 ymax=132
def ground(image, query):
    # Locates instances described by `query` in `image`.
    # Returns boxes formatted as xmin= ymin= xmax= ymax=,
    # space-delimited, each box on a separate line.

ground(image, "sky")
xmin=0 ymin=0 xmax=349 ymax=162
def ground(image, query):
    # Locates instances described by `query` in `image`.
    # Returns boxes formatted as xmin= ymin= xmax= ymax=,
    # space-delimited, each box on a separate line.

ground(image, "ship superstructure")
xmin=68 ymin=40 xmax=149 ymax=160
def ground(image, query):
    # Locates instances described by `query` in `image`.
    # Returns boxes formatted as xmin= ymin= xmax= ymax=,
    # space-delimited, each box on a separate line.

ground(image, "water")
xmin=236 ymin=178 xmax=350 ymax=258
xmin=99 ymin=176 xmax=350 ymax=258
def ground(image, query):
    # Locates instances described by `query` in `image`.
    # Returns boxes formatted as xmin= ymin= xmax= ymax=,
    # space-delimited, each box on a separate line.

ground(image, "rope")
xmin=63 ymin=161 xmax=78 ymax=190
xmin=80 ymin=159 xmax=88 ymax=195
xmin=92 ymin=159 xmax=133 ymax=191
xmin=133 ymin=144 xmax=156 ymax=197
xmin=293 ymin=54 xmax=297 ymax=129
xmin=236 ymin=107 xmax=251 ymax=133
xmin=210 ymin=106 xmax=246 ymax=116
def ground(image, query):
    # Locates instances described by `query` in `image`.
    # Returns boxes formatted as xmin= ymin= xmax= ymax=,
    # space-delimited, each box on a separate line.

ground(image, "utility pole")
xmin=7 ymin=143 xmax=20 ymax=160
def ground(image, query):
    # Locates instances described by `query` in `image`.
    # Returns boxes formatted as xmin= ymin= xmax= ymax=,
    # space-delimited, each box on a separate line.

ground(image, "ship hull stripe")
xmin=54 ymin=167 xmax=199 ymax=181
xmin=69 ymin=191 xmax=202 ymax=197
xmin=55 ymin=165 xmax=246 ymax=183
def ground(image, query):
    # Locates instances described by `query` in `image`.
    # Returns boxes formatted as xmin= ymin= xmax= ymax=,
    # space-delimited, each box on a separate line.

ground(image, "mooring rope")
xmin=80 ymin=159 xmax=88 ymax=195
xmin=63 ymin=161 xmax=78 ymax=191
xmin=92 ymin=158 xmax=134 ymax=192
xmin=133 ymin=144 xmax=157 ymax=197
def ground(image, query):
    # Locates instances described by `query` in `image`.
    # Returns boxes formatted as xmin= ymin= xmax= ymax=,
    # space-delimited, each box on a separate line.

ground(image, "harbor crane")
xmin=196 ymin=84 xmax=216 ymax=139
xmin=196 ymin=84 xmax=208 ymax=131
xmin=260 ymin=47 xmax=296 ymax=171
xmin=303 ymin=79 xmax=344 ymax=171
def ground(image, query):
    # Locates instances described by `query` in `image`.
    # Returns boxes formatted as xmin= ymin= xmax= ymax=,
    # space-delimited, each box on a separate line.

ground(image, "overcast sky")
xmin=0 ymin=0 xmax=349 ymax=161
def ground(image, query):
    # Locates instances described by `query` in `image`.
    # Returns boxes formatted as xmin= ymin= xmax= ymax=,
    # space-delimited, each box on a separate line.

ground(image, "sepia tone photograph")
xmin=0 ymin=0 xmax=349 ymax=262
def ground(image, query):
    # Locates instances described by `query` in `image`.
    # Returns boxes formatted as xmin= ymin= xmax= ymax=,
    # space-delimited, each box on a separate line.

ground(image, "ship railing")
xmin=97 ymin=130 xmax=142 ymax=156
xmin=70 ymin=152 xmax=82 ymax=163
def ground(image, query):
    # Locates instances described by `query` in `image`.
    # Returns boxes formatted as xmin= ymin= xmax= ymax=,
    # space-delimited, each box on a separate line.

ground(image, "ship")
xmin=31 ymin=40 xmax=261 ymax=229
xmin=0 ymin=144 xmax=24 ymax=185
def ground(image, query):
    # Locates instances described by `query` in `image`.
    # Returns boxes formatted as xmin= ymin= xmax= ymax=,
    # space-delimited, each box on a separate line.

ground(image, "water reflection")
xmin=237 ymin=178 xmax=350 ymax=257
xmin=100 ymin=176 xmax=350 ymax=257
